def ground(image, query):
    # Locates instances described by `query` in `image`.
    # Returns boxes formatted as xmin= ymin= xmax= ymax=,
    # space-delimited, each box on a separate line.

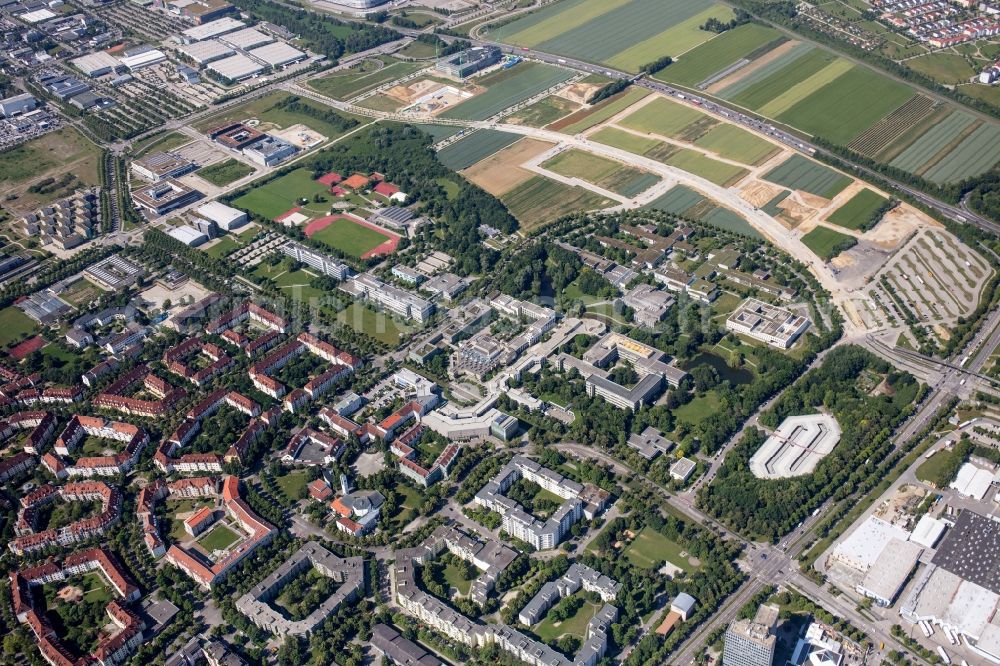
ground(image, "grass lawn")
xmin=442 ymin=559 xmax=475 ymax=596
xmin=624 ymin=527 xmax=693 ymax=571
xmin=134 ymin=131 xmax=191 ymax=157
xmin=310 ymin=216 xmax=389 ymax=257
xmin=166 ymin=499 xmax=213 ymax=542
xmin=534 ymin=596 xmax=601 ymax=641
xmin=275 ymin=469 xmax=310 ymax=502
xmin=232 ymin=168 xmax=330 ymax=220
xmin=195 ymin=92 xmax=365 ymax=139
xmin=801 ymin=226 xmax=858 ymax=261
xmin=308 ymin=58 xmax=425 ymax=100
xmin=907 ymin=52 xmax=977 ymax=85
xmin=673 ymin=390 xmax=721 ymax=426
xmin=79 ymin=572 xmax=113 ymax=604
xmin=388 ymin=483 xmax=422 ymax=527
xmin=0 ymin=127 xmax=102 ymax=203
xmin=399 ymin=40 xmax=439 ymax=59
xmin=0 ymin=307 xmax=38 ymax=347
xmin=197 ymin=159 xmax=255 ymax=187
xmin=203 ymin=235 xmax=243 ymax=258
xmin=436 ymin=176 xmax=461 ymax=200
xmin=336 ymin=302 xmax=405 ymax=346
xmin=826 ymin=188 xmax=888 ymax=230
xmin=915 ymin=449 xmax=963 ymax=487
xmin=198 ymin=524 xmax=241 ymax=552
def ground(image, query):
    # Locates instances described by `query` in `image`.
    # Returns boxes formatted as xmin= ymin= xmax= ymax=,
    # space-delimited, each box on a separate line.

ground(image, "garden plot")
xmin=871 ymin=228 xmax=992 ymax=326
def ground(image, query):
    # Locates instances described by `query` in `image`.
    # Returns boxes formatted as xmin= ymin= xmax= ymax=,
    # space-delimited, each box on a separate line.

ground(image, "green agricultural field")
xmin=506 ymin=95 xmax=580 ymax=128
xmin=0 ymin=307 xmax=37 ymax=347
xmin=717 ymin=42 xmax=816 ymax=101
xmin=530 ymin=0 xmax=716 ymax=68
xmin=607 ymin=4 xmax=735 ymax=71
xmin=440 ymin=62 xmax=575 ymax=120
xmin=307 ymin=58 xmax=425 ymax=100
xmin=646 ymin=185 xmax=706 ymax=215
xmin=553 ymin=87 xmax=649 ymax=134
xmin=654 ymin=23 xmax=784 ymax=87
xmin=826 ymin=188 xmax=889 ymax=230
xmin=336 ymin=302 xmax=406 ymax=346
xmin=590 ymin=127 xmax=662 ymax=154
xmin=436 ymin=130 xmax=522 ymax=170
xmin=534 ymin=597 xmax=601 ymax=641
xmin=199 ymin=524 xmax=241 ymax=552
xmin=501 ymin=175 xmax=614 ymax=231
xmin=703 ymin=207 xmax=762 ymax=238
xmin=310 ymin=217 xmax=389 ymax=257
xmin=758 ymin=58 xmax=853 ymax=118
xmin=624 ymin=527 xmax=694 ymax=571
xmin=762 ymin=154 xmax=851 ymax=199
xmin=801 ymin=226 xmax=858 ymax=261
xmin=232 ymin=168 xmax=330 ymax=220
xmin=921 ymin=122 xmax=1000 ymax=184
xmin=726 ymin=48 xmax=836 ymax=110
xmin=692 ymin=124 xmax=778 ymax=165
xmin=907 ymin=52 xmax=977 ymax=85
xmin=542 ymin=149 xmax=659 ymax=196
xmin=777 ymin=66 xmax=917 ymax=145
xmin=415 ymin=124 xmax=464 ymax=142
xmin=888 ymin=110 xmax=976 ymax=173
xmin=618 ymin=97 xmax=706 ymax=137
xmin=663 ymin=148 xmax=748 ymax=186
xmin=197 ymin=159 xmax=254 ymax=187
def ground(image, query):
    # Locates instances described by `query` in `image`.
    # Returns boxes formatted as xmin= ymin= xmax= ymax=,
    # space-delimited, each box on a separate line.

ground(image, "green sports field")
xmin=826 ymin=189 xmax=888 ymax=230
xmin=439 ymin=62 xmax=575 ymax=121
xmin=309 ymin=217 xmax=390 ymax=257
xmin=0 ymin=307 xmax=38 ymax=347
xmin=801 ymin=226 xmax=857 ymax=261
xmin=232 ymin=168 xmax=329 ymax=220
xmin=437 ymin=130 xmax=522 ymax=170
xmin=762 ymin=155 xmax=851 ymax=199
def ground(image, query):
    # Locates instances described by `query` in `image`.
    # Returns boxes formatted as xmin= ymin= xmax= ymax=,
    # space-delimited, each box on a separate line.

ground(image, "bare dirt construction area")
xmin=272 ymin=123 xmax=326 ymax=149
xmin=739 ymin=181 xmax=783 ymax=207
xmin=775 ymin=195 xmax=816 ymax=229
xmin=705 ymin=39 xmax=804 ymax=95
xmin=556 ymin=81 xmax=604 ymax=105
xmin=462 ymin=138 xmax=556 ymax=196
xmin=387 ymin=78 xmax=476 ymax=115
xmin=57 ymin=586 xmax=83 ymax=603
xmin=863 ymin=204 xmax=938 ymax=250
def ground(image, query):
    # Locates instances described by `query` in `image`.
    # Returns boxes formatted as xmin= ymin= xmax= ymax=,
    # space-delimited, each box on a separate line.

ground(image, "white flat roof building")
xmin=831 ymin=516 xmax=910 ymax=572
xmin=749 ymin=413 xmax=841 ymax=479
xmin=247 ymin=42 xmax=306 ymax=67
xmin=949 ymin=462 xmax=995 ymax=500
xmin=857 ymin=538 xmax=923 ymax=606
xmin=181 ymin=17 xmax=245 ymax=42
xmin=177 ymin=40 xmax=234 ymax=65
xmin=120 ymin=49 xmax=167 ymax=71
xmin=167 ymin=225 xmax=208 ymax=247
xmin=727 ymin=297 xmax=810 ymax=349
xmin=219 ymin=27 xmax=273 ymax=50
xmin=910 ymin=515 xmax=947 ymax=549
xmin=208 ymin=53 xmax=264 ymax=81
xmin=71 ymin=51 xmax=120 ymax=77
xmin=196 ymin=201 xmax=247 ymax=231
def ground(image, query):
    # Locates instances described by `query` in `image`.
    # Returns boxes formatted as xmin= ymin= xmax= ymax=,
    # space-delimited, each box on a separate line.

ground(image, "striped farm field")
xmin=490 ymin=0 xmax=632 ymax=48
xmin=726 ymin=48 xmax=836 ymax=110
xmin=501 ymin=175 xmax=615 ymax=230
xmin=847 ymin=95 xmax=935 ymax=158
xmin=716 ymin=42 xmax=815 ymax=99
xmin=703 ymin=207 xmax=762 ymax=238
xmin=437 ymin=130 xmax=522 ymax=170
xmin=542 ymin=149 xmax=660 ymax=196
xmin=776 ymin=66 xmax=917 ymax=144
xmin=888 ymin=110 xmax=975 ymax=173
xmin=763 ymin=154 xmax=851 ymax=199
xmin=549 ymin=87 xmax=649 ymax=134
xmin=921 ymin=122 xmax=1000 ymax=184
xmin=826 ymin=189 xmax=888 ymax=230
xmin=618 ymin=97 xmax=707 ymax=138
xmin=654 ymin=23 xmax=784 ymax=87
xmin=757 ymin=58 xmax=853 ymax=117
xmin=801 ymin=226 xmax=857 ymax=261
xmin=692 ymin=124 xmax=779 ymax=165
xmin=440 ymin=62 xmax=574 ymax=121
xmin=606 ymin=4 xmax=735 ymax=71
xmin=646 ymin=185 xmax=706 ymax=214
xmin=522 ymin=0 xmax=715 ymax=68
